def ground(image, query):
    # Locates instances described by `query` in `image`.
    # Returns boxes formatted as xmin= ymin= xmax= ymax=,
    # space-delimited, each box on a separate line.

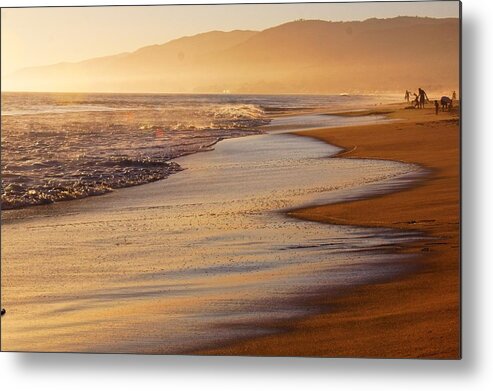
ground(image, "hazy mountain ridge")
xmin=4 ymin=17 xmax=459 ymax=94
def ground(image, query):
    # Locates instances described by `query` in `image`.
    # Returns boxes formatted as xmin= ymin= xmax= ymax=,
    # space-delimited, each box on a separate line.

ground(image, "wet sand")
xmin=200 ymin=104 xmax=461 ymax=359
xmin=1 ymin=104 xmax=459 ymax=357
xmin=1 ymin=113 xmax=424 ymax=353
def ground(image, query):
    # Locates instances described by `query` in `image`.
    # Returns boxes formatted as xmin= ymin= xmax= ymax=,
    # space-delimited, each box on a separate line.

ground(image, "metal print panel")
xmin=0 ymin=1 xmax=461 ymax=358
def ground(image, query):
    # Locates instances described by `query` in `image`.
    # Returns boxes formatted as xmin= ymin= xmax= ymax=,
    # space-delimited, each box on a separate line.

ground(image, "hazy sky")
xmin=1 ymin=1 xmax=460 ymax=75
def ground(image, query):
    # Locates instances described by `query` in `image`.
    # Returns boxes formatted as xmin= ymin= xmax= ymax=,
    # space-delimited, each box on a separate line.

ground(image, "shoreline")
xmin=198 ymin=103 xmax=460 ymax=358
xmin=2 ymin=117 xmax=418 ymax=353
xmin=1 ymin=106 xmax=389 ymax=223
xmin=0 ymin=94 xmax=395 ymax=215
xmin=1 ymin=102 xmax=460 ymax=357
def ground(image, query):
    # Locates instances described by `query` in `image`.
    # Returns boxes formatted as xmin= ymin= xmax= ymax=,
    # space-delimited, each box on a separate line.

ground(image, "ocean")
xmin=1 ymin=92 xmax=390 ymax=210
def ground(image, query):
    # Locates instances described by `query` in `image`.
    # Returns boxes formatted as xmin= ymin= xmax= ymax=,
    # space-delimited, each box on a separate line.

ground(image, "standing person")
xmin=435 ymin=100 xmax=440 ymax=115
xmin=418 ymin=88 xmax=429 ymax=109
xmin=418 ymin=88 xmax=424 ymax=108
xmin=452 ymin=90 xmax=457 ymax=100
xmin=405 ymin=90 xmax=410 ymax=103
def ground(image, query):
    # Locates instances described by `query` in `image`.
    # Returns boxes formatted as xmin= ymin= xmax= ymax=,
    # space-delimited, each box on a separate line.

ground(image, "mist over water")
xmin=1 ymin=92 xmax=385 ymax=210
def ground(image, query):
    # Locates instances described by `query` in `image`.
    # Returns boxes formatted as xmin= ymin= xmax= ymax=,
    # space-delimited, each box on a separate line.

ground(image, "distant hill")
xmin=3 ymin=17 xmax=459 ymax=94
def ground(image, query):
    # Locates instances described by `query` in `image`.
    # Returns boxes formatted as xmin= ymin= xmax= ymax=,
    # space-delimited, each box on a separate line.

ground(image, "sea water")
xmin=1 ymin=92 xmax=391 ymax=210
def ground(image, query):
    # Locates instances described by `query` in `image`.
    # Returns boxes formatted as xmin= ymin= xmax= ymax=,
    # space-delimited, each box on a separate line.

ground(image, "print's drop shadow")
xmin=11 ymin=16 xmax=479 ymax=376
xmin=459 ymin=11 xmax=480 ymax=373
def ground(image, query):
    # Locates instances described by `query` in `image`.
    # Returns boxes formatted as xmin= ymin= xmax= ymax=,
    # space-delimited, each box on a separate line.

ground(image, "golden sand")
xmin=200 ymin=104 xmax=461 ymax=358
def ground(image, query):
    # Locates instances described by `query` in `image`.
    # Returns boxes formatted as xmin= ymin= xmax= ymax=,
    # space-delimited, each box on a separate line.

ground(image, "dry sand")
xmin=200 ymin=104 xmax=461 ymax=358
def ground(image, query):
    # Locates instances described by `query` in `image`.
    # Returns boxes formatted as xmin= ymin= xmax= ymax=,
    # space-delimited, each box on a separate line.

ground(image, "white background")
xmin=0 ymin=0 xmax=491 ymax=390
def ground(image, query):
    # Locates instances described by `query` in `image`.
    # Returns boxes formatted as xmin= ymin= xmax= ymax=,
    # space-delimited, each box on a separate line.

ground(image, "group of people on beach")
xmin=404 ymin=88 xmax=430 ymax=109
xmin=405 ymin=88 xmax=457 ymax=114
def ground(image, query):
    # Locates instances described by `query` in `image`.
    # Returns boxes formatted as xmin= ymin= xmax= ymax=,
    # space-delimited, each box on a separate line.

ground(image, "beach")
xmin=201 ymin=104 xmax=461 ymax=358
xmin=1 ymin=101 xmax=460 ymax=358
